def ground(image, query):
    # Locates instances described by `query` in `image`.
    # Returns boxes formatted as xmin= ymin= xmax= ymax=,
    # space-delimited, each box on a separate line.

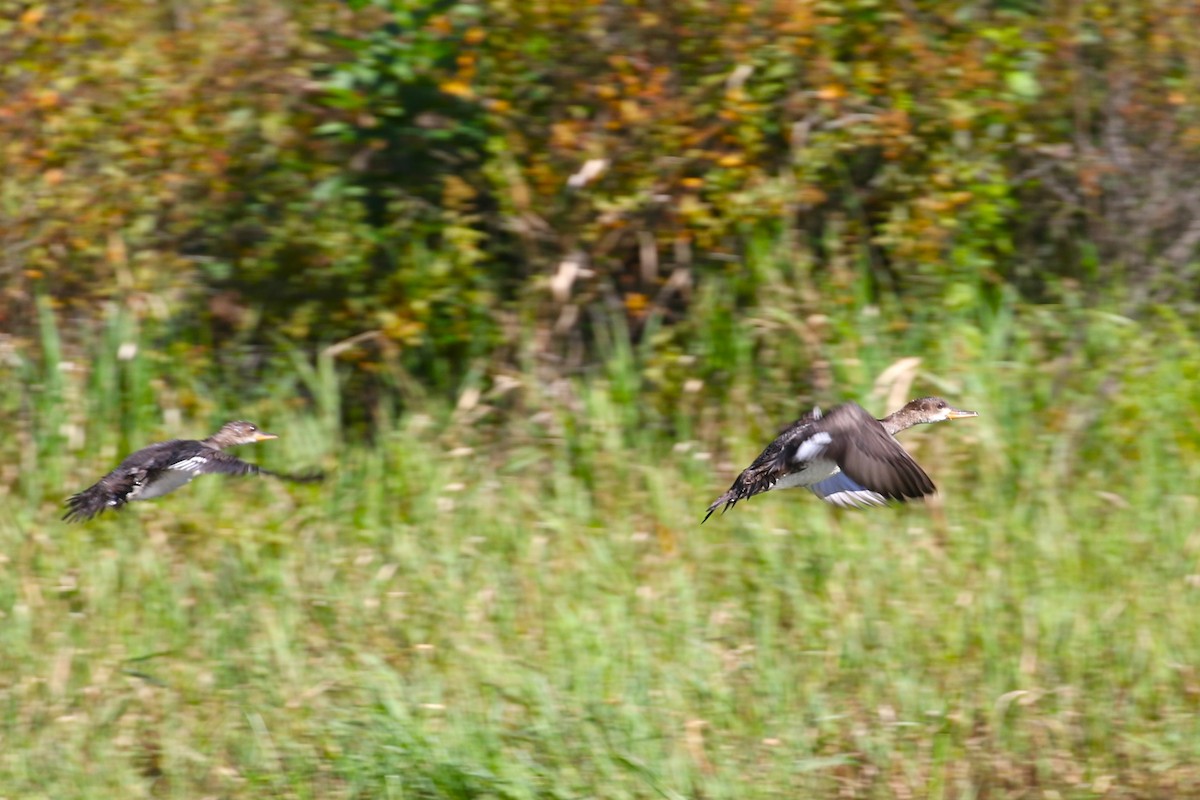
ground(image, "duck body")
xmin=63 ymin=421 xmax=321 ymax=523
xmin=704 ymin=397 xmax=976 ymax=521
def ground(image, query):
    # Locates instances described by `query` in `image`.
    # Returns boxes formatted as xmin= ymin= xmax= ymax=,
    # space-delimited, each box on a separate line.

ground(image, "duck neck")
xmin=201 ymin=433 xmax=232 ymax=449
xmin=879 ymin=408 xmax=920 ymax=436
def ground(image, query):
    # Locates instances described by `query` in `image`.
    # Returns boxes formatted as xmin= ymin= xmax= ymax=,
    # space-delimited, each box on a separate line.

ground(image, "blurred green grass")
xmin=2 ymin=296 xmax=1200 ymax=798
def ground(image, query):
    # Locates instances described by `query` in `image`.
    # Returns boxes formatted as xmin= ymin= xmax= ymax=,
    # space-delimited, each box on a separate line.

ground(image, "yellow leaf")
xmin=550 ymin=122 xmax=578 ymax=149
xmin=439 ymin=80 xmax=473 ymax=99
xmin=21 ymin=6 xmax=46 ymax=29
xmin=35 ymin=90 xmax=60 ymax=109
xmin=619 ymin=99 xmax=644 ymax=122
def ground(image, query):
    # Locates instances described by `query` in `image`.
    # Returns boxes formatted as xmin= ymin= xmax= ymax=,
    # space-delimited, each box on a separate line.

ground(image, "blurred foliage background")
xmin=7 ymin=0 xmax=1199 ymax=412
xmin=5 ymin=1 xmax=1200 ymax=797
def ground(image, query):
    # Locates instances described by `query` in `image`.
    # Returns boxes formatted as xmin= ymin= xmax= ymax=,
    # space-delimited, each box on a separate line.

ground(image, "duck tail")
xmin=62 ymin=486 xmax=115 ymax=523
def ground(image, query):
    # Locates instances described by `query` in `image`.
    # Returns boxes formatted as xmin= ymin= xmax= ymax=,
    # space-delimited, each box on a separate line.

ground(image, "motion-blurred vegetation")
xmin=3 ymin=276 xmax=1200 ymax=798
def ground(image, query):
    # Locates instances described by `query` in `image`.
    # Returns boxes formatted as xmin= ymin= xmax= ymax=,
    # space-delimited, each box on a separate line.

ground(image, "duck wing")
xmin=159 ymin=447 xmax=325 ymax=488
xmin=814 ymin=402 xmax=935 ymax=502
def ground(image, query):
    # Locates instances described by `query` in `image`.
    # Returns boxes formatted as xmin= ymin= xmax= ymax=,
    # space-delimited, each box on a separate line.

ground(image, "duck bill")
xmin=945 ymin=408 xmax=979 ymax=420
xmin=254 ymin=432 xmax=279 ymax=441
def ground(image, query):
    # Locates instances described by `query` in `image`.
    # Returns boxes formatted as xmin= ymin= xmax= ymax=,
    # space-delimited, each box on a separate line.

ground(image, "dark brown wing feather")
xmin=140 ymin=445 xmax=324 ymax=483
xmin=816 ymin=403 xmax=935 ymax=501
xmin=264 ymin=468 xmax=325 ymax=483
xmin=180 ymin=448 xmax=265 ymax=476
xmin=201 ymin=453 xmax=324 ymax=484
xmin=702 ymin=411 xmax=822 ymax=522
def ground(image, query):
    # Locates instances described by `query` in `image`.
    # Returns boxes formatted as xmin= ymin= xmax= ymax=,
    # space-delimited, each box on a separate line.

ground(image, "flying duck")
xmin=703 ymin=397 xmax=977 ymax=521
xmin=63 ymin=420 xmax=322 ymax=522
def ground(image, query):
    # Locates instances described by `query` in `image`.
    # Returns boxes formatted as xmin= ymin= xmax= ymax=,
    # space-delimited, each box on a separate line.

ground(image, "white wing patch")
xmin=792 ymin=431 xmax=832 ymax=464
xmin=168 ymin=455 xmax=210 ymax=473
xmin=808 ymin=471 xmax=888 ymax=509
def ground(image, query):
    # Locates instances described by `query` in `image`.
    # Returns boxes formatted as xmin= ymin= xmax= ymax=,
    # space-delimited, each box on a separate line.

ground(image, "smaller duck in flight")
xmin=704 ymin=397 xmax=977 ymax=521
xmin=63 ymin=420 xmax=322 ymax=522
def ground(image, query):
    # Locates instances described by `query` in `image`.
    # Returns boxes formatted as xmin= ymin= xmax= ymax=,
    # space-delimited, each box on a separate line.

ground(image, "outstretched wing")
xmin=163 ymin=445 xmax=323 ymax=483
xmin=165 ymin=447 xmax=263 ymax=477
xmin=816 ymin=402 xmax=935 ymax=502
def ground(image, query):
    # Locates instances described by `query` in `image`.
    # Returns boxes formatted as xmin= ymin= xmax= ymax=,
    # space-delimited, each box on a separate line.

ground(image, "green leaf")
xmin=1005 ymin=70 xmax=1040 ymax=99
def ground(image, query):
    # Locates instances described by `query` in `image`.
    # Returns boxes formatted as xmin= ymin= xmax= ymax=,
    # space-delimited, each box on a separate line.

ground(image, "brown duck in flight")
xmin=704 ymin=397 xmax=977 ymax=521
xmin=63 ymin=421 xmax=322 ymax=522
